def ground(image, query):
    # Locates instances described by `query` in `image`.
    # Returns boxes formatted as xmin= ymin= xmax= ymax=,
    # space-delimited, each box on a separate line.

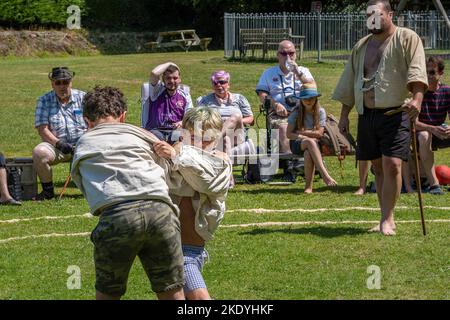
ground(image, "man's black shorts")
xmin=357 ymin=107 xmax=411 ymax=161
xmin=0 ymin=152 xmax=5 ymax=168
xmin=432 ymin=135 xmax=450 ymax=150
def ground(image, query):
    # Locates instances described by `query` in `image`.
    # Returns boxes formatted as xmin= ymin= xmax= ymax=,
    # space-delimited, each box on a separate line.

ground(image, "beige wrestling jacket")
xmin=165 ymin=145 xmax=232 ymax=242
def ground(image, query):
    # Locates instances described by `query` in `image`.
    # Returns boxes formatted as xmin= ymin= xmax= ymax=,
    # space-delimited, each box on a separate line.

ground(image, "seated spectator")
xmin=256 ymin=40 xmax=315 ymax=182
xmin=0 ymin=152 xmax=21 ymax=205
xmin=411 ymin=56 xmax=450 ymax=195
xmin=32 ymin=66 xmax=87 ymax=200
xmin=286 ymin=83 xmax=337 ymax=193
xmin=142 ymin=62 xmax=193 ymax=144
xmin=196 ymin=70 xmax=254 ymax=155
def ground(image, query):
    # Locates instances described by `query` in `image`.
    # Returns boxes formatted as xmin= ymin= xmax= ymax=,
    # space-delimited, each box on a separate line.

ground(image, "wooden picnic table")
xmin=147 ymin=29 xmax=212 ymax=52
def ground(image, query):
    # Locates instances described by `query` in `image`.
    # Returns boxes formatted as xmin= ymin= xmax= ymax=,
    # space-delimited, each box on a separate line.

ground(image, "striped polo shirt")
xmin=419 ymin=83 xmax=450 ymax=126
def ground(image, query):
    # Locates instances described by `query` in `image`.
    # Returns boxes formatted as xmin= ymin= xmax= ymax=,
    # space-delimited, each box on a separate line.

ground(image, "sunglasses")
xmin=427 ymin=70 xmax=437 ymax=76
xmin=213 ymin=80 xmax=228 ymax=85
xmin=54 ymin=79 xmax=71 ymax=86
xmin=278 ymin=51 xmax=295 ymax=57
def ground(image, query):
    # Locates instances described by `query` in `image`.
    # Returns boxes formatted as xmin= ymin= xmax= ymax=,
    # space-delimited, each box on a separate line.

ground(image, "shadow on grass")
xmin=54 ymin=194 xmax=85 ymax=200
xmin=233 ymin=184 xmax=358 ymax=194
xmin=239 ymin=225 xmax=369 ymax=238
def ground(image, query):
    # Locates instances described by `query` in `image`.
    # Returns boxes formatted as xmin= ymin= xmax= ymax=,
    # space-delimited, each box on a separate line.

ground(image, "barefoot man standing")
xmin=332 ymin=0 xmax=428 ymax=235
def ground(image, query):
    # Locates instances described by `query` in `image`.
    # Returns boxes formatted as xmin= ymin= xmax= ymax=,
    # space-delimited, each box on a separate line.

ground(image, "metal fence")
xmin=224 ymin=11 xmax=450 ymax=62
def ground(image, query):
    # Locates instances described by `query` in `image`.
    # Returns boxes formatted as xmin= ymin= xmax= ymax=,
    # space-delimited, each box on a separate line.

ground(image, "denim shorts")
xmin=91 ymin=199 xmax=184 ymax=296
xmin=182 ymin=244 xmax=209 ymax=292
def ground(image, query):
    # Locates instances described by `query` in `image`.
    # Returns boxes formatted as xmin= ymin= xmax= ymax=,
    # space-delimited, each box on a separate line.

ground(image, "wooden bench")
xmin=239 ymin=28 xmax=305 ymax=59
xmin=146 ymin=29 xmax=212 ymax=52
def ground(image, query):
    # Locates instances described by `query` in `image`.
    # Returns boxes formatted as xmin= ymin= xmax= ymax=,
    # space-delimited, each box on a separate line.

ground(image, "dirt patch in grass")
xmin=0 ymin=30 xmax=98 ymax=56
xmin=0 ymin=29 xmax=160 ymax=56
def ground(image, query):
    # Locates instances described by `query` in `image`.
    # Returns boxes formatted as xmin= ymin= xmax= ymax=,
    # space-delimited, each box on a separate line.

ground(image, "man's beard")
xmin=166 ymin=86 xmax=177 ymax=95
xmin=369 ymin=28 xmax=383 ymax=34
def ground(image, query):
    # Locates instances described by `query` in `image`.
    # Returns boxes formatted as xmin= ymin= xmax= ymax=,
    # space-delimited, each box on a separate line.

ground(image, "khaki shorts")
xmin=91 ymin=199 xmax=184 ymax=296
xmin=268 ymin=113 xmax=289 ymax=128
xmin=37 ymin=142 xmax=72 ymax=165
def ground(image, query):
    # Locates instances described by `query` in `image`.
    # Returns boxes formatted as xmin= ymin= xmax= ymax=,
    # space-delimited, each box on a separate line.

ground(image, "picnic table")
xmin=146 ymin=29 xmax=212 ymax=52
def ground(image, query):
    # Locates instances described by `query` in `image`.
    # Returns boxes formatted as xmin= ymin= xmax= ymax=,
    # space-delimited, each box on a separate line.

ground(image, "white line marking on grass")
xmin=1 ymin=220 xmax=449 ymax=244
xmin=0 ymin=213 xmax=93 ymax=224
xmin=0 ymin=232 xmax=90 ymax=244
xmin=1 ymin=206 xmax=449 ymax=224
xmin=227 ymin=206 xmax=450 ymax=213
xmin=221 ymin=219 xmax=450 ymax=229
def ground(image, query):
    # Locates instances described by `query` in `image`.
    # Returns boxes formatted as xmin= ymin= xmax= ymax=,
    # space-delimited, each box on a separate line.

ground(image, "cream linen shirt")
xmin=332 ymin=27 xmax=428 ymax=114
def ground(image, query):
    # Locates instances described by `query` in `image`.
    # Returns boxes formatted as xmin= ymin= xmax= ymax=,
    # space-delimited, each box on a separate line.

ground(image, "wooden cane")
xmin=410 ymin=121 xmax=427 ymax=236
xmin=59 ymin=174 xmax=71 ymax=200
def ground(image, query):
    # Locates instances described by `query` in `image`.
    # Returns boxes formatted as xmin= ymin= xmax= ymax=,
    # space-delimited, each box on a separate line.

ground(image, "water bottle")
xmin=285 ymin=59 xmax=294 ymax=72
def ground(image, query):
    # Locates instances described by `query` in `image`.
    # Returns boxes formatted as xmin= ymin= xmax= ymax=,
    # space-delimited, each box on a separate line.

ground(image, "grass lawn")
xmin=0 ymin=51 xmax=449 ymax=300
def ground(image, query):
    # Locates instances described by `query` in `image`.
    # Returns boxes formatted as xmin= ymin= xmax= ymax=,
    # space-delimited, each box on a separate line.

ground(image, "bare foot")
xmin=304 ymin=188 xmax=313 ymax=194
xmin=369 ymin=222 xmax=396 ymax=233
xmin=323 ymin=176 xmax=337 ymax=186
xmin=380 ymin=220 xmax=396 ymax=236
xmin=354 ymin=187 xmax=366 ymax=195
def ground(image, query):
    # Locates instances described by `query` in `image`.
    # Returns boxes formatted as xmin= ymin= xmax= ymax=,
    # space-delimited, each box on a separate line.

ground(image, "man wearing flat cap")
xmin=32 ymin=67 xmax=87 ymax=200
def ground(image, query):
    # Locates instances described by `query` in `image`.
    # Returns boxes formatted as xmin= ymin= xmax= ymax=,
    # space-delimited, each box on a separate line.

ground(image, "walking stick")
xmin=59 ymin=157 xmax=74 ymax=201
xmin=59 ymin=174 xmax=71 ymax=200
xmin=410 ymin=121 xmax=427 ymax=236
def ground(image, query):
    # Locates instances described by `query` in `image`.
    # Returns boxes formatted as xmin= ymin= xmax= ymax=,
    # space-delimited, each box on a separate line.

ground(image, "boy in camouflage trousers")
xmin=71 ymin=86 xmax=185 ymax=300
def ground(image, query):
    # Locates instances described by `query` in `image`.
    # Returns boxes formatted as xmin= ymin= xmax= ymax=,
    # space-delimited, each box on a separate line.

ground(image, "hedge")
xmin=0 ymin=0 xmax=85 ymax=27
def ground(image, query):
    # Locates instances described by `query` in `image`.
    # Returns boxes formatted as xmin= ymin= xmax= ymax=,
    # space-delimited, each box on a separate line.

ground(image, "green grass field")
xmin=0 ymin=51 xmax=449 ymax=300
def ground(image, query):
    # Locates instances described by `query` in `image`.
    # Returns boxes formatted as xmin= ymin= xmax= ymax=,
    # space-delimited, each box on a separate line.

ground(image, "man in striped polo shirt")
xmin=415 ymin=56 xmax=450 ymax=194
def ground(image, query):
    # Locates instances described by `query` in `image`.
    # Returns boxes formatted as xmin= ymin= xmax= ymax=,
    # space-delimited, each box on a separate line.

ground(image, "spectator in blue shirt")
xmin=32 ymin=67 xmax=87 ymax=200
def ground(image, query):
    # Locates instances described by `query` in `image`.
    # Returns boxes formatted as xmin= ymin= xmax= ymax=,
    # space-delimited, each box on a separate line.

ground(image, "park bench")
xmin=239 ymin=28 xmax=305 ymax=59
xmin=146 ymin=29 xmax=212 ymax=52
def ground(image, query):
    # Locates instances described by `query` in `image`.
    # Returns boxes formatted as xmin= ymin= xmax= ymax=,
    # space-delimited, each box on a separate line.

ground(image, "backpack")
xmin=242 ymin=155 xmax=279 ymax=184
xmin=319 ymin=114 xmax=356 ymax=161
xmin=6 ymin=166 xmax=23 ymax=201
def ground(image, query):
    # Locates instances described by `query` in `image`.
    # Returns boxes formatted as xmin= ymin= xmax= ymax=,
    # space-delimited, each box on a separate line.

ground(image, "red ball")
xmin=435 ymin=165 xmax=450 ymax=185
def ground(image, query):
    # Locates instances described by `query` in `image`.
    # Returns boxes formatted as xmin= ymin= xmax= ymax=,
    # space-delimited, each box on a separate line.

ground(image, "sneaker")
xmin=33 ymin=191 xmax=55 ymax=201
xmin=286 ymin=160 xmax=294 ymax=172
xmin=292 ymin=158 xmax=305 ymax=176
xmin=282 ymin=169 xmax=296 ymax=183
xmin=0 ymin=198 xmax=22 ymax=206
xmin=427 ymin=185 xmax=444 ymax=195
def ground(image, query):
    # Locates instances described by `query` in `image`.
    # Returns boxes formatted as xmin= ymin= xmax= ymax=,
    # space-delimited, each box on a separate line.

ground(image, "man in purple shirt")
xmin=412 ymin=56 xmax=450 ymax=194
xmin=142 ymin=62 xmax=192 ymax=143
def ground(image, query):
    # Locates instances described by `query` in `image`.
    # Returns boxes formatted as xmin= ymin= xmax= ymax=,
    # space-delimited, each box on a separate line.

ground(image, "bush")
xmin=0 ymin=0 xmax=85 ymax=27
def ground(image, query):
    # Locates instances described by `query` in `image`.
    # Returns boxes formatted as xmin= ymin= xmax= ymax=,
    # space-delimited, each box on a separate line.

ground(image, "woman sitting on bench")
xmin=286 ymin=83 xmax=337 ymax=193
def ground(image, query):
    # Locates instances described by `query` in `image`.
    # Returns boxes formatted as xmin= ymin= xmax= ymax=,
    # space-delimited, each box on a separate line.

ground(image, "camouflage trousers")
xmin=91 ymin=199 xmax=185 ymax=296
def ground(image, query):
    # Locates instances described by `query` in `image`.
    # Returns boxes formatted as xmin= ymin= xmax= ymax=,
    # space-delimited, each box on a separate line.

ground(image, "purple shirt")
xmin=146 ymin=90 xmax=187 ymax=130
xmin=143 ymin=81 xmax=193 ymax=130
